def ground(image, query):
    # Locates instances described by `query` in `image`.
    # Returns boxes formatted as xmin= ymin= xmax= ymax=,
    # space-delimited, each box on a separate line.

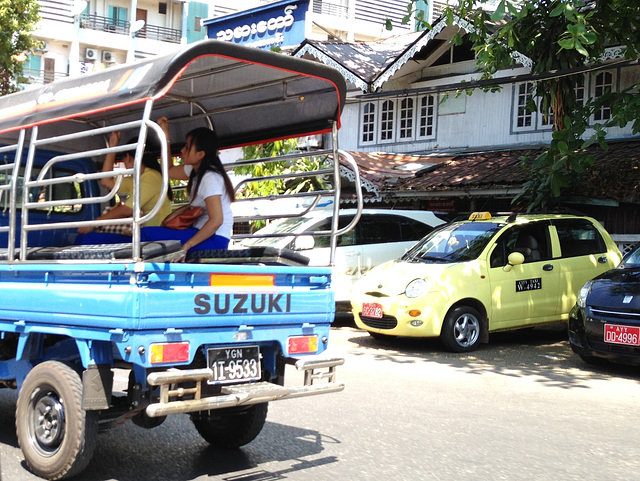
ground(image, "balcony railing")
xmin=79 ymin=14 xmax=181 ymax=43
xmin=135 ymin=24 xmax=181 ymax=43
xmin=20 ymin=68 xmax=68 ymax=89
xmin=80 ymin=14 xmax=130 ymax=35
xmin=312 ymin=0 xmax=350 ymax=18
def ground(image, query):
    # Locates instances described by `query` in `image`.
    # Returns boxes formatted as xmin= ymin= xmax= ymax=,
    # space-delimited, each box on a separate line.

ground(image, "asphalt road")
xmin=1 ymin=321 xmax=640 ymax=481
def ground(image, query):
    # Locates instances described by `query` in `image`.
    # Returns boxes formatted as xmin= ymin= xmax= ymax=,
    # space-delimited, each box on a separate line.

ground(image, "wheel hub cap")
xmin=33 ymin=393 xmax=65 ymax=450
xmin=454 ymin=314 xmax=480 ymax=347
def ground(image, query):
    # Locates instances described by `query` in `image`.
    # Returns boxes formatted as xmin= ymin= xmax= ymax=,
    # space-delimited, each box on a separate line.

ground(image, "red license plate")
xmin=362 ymin=302 xmax=383 ymax=319
xmin=604 ymin=324 xmax=640 ymax=346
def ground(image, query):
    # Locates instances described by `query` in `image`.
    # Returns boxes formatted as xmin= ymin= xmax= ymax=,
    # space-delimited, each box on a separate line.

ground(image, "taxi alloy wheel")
xmin=441 ymin=306 xmax=482 ymax=353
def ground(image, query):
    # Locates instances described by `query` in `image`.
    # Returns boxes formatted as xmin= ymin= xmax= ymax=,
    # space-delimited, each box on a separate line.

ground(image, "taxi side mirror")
xmin=503 ymin=251 xmax=525 ymax=272
xmin=293 ymin=235 xmax=315 ymax=251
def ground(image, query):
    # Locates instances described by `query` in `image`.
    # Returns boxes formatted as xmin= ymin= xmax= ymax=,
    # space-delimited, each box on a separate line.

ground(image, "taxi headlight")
xmin=405 ymin=278 xmax=428 ymax=298
xmin=577 ymin=280 xmax=593 ymax=308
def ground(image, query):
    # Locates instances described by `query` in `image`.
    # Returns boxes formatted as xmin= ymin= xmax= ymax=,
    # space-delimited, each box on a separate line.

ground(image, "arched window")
xmin=418 ymin=95 xmax=435 ymax=138
xmin=399 ymin=98 xmax=414 ymax=139
xmin=380 ymin=100 xmax=395 ymax=141
xmin=361 ymin=102 xmax=376 ymax=143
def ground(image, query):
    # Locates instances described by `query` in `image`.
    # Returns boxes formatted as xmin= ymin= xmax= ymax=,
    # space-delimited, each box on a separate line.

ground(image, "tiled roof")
xmin=398 ymin=148 xmax=535 ymax=191
xmin=294 ymin=32 xmax=426 ymax=92
xmin=293 ymin=18 xmax=458 ymax=92
xmin=345 ymin=151 xmax=449 ymax=186
xmin=345 ymin=139 xmax=640 ymax=202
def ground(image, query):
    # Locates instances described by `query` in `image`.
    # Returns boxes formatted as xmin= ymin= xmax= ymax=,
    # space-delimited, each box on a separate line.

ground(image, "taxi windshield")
xmin=622 ymin=244 xmax=640 ymax=268
xmin=402 ymin=222 xmax=502 ymax=263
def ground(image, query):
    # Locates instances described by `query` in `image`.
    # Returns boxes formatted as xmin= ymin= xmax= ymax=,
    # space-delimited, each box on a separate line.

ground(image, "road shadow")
xmin=342 ymin=324 xmax=640 ymax=389
xmin=78 ymin=417 xmax=339 ymax=481
xmin=332 ymin=311 xmax=355 ymax=328
xmin=0 ymin=387 xmax=340 ymax=481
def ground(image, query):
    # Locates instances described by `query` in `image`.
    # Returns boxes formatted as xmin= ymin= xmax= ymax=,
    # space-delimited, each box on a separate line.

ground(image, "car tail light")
xmin=150 ymin=342 xmax=190 ymax=364
xmin=288 ymin=335 xmax=318 ymax=354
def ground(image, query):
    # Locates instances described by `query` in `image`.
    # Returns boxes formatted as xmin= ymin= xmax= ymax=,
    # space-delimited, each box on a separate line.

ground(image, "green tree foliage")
xmin=0 ymin=0 xmax=40 ymax=94
xmin=399 ymin=0 xmax=640 ymax=210
xmin=235 ymin=139 xmax=332 ymax=229
xmin=235 ymin=139 xmax=331 ymax=198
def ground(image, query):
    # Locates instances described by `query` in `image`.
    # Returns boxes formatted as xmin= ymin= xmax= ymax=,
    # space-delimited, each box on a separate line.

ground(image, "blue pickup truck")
xmin=0 ymin=40 xmax=361 ymax=480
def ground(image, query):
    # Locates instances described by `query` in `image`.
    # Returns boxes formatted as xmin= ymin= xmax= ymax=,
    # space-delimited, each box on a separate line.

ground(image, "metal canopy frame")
xmin=0 ymin=40 xmax=361 ymax=263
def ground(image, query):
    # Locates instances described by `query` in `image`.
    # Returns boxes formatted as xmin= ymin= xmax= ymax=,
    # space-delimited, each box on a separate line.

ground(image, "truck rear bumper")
xmin=146 ymin=357 xmax=344 ymax=417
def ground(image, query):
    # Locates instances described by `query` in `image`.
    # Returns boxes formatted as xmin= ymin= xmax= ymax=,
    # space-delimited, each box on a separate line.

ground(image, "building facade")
xmin=22 ymin=0 xmax=209 ymax=88
xmin=293 ymin=21 xmax=640 ymax=234
xmin=204 ymin=0 xmax=442 ymax=49
xmin=294 ymin=25 xmax=637 ymax=156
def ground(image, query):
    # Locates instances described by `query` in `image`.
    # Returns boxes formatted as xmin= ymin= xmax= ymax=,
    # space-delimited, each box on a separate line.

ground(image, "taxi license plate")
xmin=362 ymin=302 xmax=383 ymax=319
xmin=207 ymin=346 xmax=261 ymax=384
xmin=603 ymin=324 xmax=640 ymax=346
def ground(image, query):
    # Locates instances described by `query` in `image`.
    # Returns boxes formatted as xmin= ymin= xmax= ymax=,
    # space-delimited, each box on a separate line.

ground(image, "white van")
xmin=240 ymin=209 xmax=446 ymax=306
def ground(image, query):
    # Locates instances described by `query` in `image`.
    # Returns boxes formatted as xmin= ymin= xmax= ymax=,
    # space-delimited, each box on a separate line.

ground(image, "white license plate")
xmin=604 ymin=324 xmax=640 ymax=346
xmin=362 ymin=302 xmax=383 ymax=319
xmin=207 ymin=346 xmax=261 ymax=384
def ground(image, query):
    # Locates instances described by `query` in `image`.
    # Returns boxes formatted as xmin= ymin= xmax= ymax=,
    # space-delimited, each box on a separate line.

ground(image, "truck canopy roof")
xmin=0 ymin=40 xmax=346 ymax=152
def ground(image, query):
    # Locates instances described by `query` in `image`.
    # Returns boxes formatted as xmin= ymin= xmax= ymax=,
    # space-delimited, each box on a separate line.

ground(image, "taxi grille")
xmin=359 ymin=313 xmax=398 ymax=330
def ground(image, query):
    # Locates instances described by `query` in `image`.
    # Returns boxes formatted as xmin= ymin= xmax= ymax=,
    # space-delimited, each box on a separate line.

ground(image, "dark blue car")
xmin=569 ymin=244 xmax=640 ymax=366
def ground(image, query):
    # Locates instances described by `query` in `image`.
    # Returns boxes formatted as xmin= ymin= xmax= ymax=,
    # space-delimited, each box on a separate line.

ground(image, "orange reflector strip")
xmin=288 ymin=335 xmax=319 ymax=355
xmin=150 ymin=342 xmax=190 ymax=364
xmin=209 ymin=274 xmax=275 ymax=288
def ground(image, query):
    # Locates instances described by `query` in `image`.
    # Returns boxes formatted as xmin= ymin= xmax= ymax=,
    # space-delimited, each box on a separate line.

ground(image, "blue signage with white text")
xmin=203 ymin=0 xmax=310 ymax=50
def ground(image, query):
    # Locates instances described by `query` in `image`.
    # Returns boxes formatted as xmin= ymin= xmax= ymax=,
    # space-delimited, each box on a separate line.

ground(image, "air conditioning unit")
xmin=85 ymin=48 xmax=98 ymax=60
xmin=35 ymin=42 xmax=49 ymax=53
xmin=102 ymin=50 xmax=115 ymax=63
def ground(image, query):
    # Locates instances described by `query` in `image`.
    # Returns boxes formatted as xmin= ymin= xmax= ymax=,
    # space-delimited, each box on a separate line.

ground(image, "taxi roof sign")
xmin=468 ymin=212 xmax=492 ymax=221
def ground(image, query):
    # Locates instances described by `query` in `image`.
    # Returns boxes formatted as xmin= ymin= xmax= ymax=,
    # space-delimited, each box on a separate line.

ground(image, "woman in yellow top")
xmin=76 ymin=131 xmax=172 ymax=244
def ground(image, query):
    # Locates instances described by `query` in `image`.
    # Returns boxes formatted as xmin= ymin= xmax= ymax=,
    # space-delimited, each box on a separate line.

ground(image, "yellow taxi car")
xmin=351 ymin=212 xmax=622 ymax=352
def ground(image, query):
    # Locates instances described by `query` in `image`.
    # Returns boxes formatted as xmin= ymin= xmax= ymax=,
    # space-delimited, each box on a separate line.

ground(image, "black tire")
xmin=191 ymin=403 xmax=268 ymax=449
xmin=441 ymin=306 xmax=482 ymax=353
xmin=579 ymin=353 xmax=609 ymax=366
xmin=16 ymin=361 xmax=99 ymax=480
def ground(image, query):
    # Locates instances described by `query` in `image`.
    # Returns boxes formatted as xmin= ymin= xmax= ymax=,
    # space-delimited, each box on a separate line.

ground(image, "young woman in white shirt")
xmin=141 ymin=121 xmax=235 ymax=256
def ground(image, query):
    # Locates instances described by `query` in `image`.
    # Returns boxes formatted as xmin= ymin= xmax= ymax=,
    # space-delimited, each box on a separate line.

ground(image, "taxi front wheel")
xmin=441 ymin=306 xmax=482 ymax=353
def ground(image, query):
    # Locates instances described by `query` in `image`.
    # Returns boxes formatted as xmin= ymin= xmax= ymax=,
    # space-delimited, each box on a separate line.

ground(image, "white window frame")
xmin=359 ymin=95 xmax=437 ymax=146
xmin=592 ymin=70 xmax=615 ymax=123
xmin=574 ymin=74 xmax=586 ymax=109
xmin=513 ymin=82 xmax=534 ymax=132
xmin=361 ymin=102 xmax=376 ymax=144
xmin=512 ymin=82 xmax=553 ymax=132
xmin=380 ymin=99 xmax=395 ymax=142
xmin=398 ymin=97 xmax=414 ymax=140
xmin=417 ymin=94 xmax=436 ymax=140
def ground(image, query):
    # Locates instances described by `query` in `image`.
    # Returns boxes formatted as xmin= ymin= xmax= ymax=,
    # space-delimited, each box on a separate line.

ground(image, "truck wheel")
xmin=191 ymin=403 xmax=268 ymax=449
xmin=16 ymin=361 xmax=99 ymax=480
xmin=441 ymin=306 xmax=482 ymax=353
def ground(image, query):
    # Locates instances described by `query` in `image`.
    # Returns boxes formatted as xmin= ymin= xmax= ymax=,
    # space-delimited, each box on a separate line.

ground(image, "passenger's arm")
xmin=100 ymin=131 xmax=121 ymax=190
xmin=157 ymin=116 xmax=171 ymax=155
xmin=157 ymin=117 xmax=188 ymax=181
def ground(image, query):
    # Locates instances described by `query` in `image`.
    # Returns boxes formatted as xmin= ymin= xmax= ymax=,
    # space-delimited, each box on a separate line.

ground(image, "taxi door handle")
xmin=597 ymin=255 xmax=608 ymax=263
xmin=542 ymin=264 xmax=554 ymax=271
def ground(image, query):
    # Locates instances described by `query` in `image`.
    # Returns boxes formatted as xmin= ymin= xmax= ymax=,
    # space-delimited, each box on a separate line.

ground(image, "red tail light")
xmin=150 ymin=342 xmax=190 ymax=364
xmin=288 ymin=335 xmax=318 ymax=354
